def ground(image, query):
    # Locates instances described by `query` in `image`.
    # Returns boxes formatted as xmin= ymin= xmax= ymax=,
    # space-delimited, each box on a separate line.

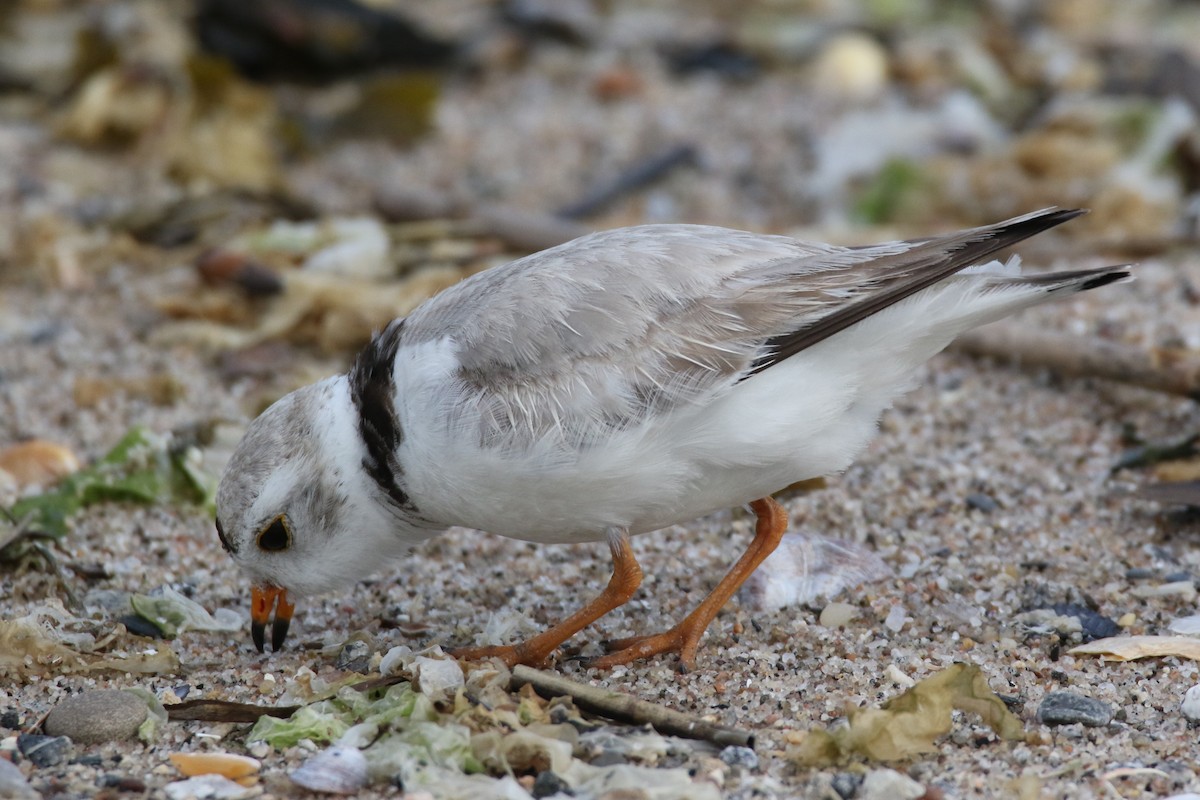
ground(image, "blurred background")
xmin=1 ymin=0 xmax=1197 ymax=310
xmin=3 ymin=5 xmax=1200 ymax=797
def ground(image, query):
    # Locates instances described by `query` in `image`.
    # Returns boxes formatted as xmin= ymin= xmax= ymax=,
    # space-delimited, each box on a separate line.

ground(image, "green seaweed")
xmin=3 ymin=427 xmax=213 ymax=551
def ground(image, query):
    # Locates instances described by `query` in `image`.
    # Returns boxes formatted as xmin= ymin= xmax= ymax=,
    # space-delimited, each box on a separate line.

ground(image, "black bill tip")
xmin=271 ymin=616 xmax=291 ymax=652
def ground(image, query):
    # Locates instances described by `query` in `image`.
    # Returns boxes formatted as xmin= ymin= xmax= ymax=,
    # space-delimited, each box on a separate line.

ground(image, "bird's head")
xmin=214 ymin=376 xmax=416 ymax=652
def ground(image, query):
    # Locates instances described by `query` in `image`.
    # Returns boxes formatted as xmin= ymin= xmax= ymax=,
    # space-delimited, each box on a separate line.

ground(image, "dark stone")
xmin=1037 ymin=691 xmax=1114 ymax=727
xmin=118 ymin=613 xmax=167 ymax=639
xmin=1164 ymin=570 xmax=1194 ymax=584
xmin=98 ymin=774 xmax=147 ymax=792
xmin=0 ymin=710 xmax=20 ymax=729
xmin=531 ymin=769 xmax=574 ymax=798
xmin=74 ymin=755 xmax=104 ymax=767
xmin=832 ymin=772 xmax=863 ymax=799
xmin=589 ymin=749 xmax=626 ymax=767
xmin=1049 ymin=603 xmax=1120 ymax=642
xmin=718 ymin=745 xmax=759 ymax=770
xmin=17 ymin=734 xmax=73 ymax=768
xmin=1124 ymin=567 xmax=1155 ymax=581
xmin=965 ymin=492 xmax=998 ymax=512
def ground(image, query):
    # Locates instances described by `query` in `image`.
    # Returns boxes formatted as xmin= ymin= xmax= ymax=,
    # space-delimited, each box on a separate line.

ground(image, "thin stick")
xmin=951 ymin=326 xmax=1200 ymax=401
xmin=509 ymin=664 xmax=755 ymax=749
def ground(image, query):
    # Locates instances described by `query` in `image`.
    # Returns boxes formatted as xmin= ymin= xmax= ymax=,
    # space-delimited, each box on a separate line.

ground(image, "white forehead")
xmin=243 ymin=459 xmax=310 ymax=528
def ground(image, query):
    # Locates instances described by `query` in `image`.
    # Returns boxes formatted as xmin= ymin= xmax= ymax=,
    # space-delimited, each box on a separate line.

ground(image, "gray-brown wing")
xmin=400 ymin=209 xmax=1080 ymax=445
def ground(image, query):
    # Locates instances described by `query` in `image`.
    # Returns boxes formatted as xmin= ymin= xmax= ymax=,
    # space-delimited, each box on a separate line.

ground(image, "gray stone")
xmin=831 ymin=772 xmax=862 ymax=799
xmin=1037 ymin=691 xmax=1113 ymax=727
xmin=0 ymin=759 xmax=38 ymax=800
xmin=965 ymin=492 xmax=998 ymax=512
xmin=531 ymin=769 xmax=573 ymax=797
xmin=17 ymin=733 xmax=73 ymax=768
xmin=43 ymin=689 xmax=148 ymax=744
xmin=718 ymin=745 xmax=759 ymax=770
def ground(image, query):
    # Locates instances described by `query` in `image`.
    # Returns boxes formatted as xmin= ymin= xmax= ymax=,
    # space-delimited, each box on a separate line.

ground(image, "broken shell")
xmin=0 ymin=441 xmax=81 ymax=489
xmin=169 ymin=752 xmax=261 ymax=780
xmin=289 ymin=746 xmax=368 ymax=795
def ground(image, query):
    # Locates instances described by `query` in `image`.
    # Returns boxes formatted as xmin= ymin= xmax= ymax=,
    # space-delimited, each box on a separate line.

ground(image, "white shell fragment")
xmin=412 ymin=655 xmax=465 ymax=698
xmin=738 ymin=532 xmax=891 ymax=612
xmin=289 ymin=746 xmax=368 ymax=795
xmin=1181 ymin=684 xmax=1200 ymax=722
xmin=1168 ymin=615 xmax=1200 ymax=637
xmin=163 ymin=775 xmax=256 ymax=800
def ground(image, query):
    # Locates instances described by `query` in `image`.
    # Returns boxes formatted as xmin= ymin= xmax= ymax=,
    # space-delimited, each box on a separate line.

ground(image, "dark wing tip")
xmin=1077 ymin=269 xmax=1131 ymax=292
xmin=978 ymin=207 xmax=1087 ymax=245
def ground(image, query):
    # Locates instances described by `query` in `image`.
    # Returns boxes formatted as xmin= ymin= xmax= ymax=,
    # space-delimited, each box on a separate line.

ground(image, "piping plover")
xmin=215 ymin=208 xmax=1127 ymax=669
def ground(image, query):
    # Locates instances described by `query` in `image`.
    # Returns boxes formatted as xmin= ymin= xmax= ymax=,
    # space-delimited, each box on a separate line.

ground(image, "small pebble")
xmin=718 ymin=745 xmax=758 ymax=770
xmin=860 ymin=768 xmax=924 ymax=800
xmin=819 ymin=602 xmax=859 ymax=627
xmin=812 ymin=32 xmax=889 ymax=100
xmin=1181 ymin=684 xmax=1200 ymax=722
xmin=531 ymin=769 xmax=573 ymax=798
xmin=883 ymin=605 xmax=907 ymax=632
xmin=1036 ymin=691 xmax=1113 ymax=727
xmin=1124 ymin=567 xmax=1155 ymax=581
xmin=44 ymin=690 xmax=148 ymax=744
xmin=1048 ymin=603 xmax=1119 ymax=642
xmin=831 ymin=772 xmax=863 ymax=799
xmin=0 ymin=711 xmax=20 ymax=730
xmin=965 ymin=492 xmax=998 ymax=512
xmin=335 ymin=640 xmax=372 ymax=673
xmin=589 ymin=749 xmax=626 ymax=767
xmin=16 ymin=734 xmax=73 ymax=768
xmin=1164 ymin=571 xmax=1194 ymax=584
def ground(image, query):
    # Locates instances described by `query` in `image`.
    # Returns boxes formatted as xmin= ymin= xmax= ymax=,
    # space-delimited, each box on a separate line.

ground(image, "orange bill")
xmin=250 ymin=585 xmax=295 ymax=653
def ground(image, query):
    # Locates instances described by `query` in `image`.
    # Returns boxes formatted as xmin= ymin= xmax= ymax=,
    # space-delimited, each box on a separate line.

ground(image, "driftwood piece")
xmin=374 ymin=186 xmax=591 ymax=252
xmin=509 ymin=664 xmax=755 ymax=749
xmin=952 ymin=326 xmax=1200 ymax=401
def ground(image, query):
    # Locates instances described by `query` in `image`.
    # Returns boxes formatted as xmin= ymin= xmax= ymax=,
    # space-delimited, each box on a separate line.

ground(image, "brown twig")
xmin=509 ymin=664 xmax=755 ymax=749
xmin=951 ymin=326 xmax=1200 ymax=401
xmin=164 ymin=675 xmax=409 ymax=723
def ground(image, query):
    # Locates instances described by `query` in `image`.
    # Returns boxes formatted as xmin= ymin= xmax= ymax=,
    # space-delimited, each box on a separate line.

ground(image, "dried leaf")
xmin=166 ymin=699 xmax=300 ymax=723
xmin=1069 ymin=635 xmax=1200 ymax=662
xmin=790 ymin=663 xmax=1023 ymax=766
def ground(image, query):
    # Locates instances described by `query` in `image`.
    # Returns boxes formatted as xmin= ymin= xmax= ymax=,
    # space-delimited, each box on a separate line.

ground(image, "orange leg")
xmin=586 ymin=497 xmax=788 ymax=672
xmin=451 ymin=534 xmax=642 ymax=669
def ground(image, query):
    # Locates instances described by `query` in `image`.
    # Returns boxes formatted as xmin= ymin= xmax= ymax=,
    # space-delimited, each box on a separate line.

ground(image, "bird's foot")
xmin=449 ymin=643 xmax=553 ymax=670
xmin=585 ymin=624 xmax=703 ymax=672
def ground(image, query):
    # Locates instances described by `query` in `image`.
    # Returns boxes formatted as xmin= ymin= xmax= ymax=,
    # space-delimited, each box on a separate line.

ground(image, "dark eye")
xmin=257 ymin=516 xmax=291 ymax=552
xmin=216 ymin=519 xmax=235 ymax=554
